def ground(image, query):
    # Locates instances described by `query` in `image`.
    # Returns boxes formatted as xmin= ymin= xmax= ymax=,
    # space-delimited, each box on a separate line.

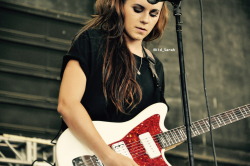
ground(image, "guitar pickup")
xmin=111 ymin=141 xmax=133 ymax=159
xmin=139 ymin=132 xmax=161 ymax=159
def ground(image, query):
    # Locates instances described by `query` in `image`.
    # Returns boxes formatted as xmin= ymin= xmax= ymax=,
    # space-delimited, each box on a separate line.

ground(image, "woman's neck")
xmin=124 ymin=36 xmax=144 ymax=57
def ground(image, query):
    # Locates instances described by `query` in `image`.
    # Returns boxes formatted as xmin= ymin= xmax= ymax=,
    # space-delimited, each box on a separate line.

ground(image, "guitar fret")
xmin=178 ymin=129 xmax=185 ymax=142
xmin=190 ymin=126 xmax=194 ymax=136
xmin=226 ymin=112 xmax=232 ymax=123
xmin=233 ymin=110 xmax=239 ymax=120
xmin=180 ymin=128 xmax=187 ymax=141
xmin=177 ymin=128 xmax=184 ymax=142
xmin=218 ymin=114 xmax=224 ymax=127
xmin=163 ymin=133 xmax=169 ymax=147
xmin=198 ymin=121 xmax=205 ymax=133
xmin=173 ymin=129 xmax=181 ymax=143
xmin=175 ymin=129 xmax=180 ymax=141
xmin=169 ymin=131 xmax=178 ymax=144
xmin=170 ymin=131 xmax=178 ymax=144
xmin=205 ymin=120 xmax=209 ymax=129
xmin=174 ymin=130 xmax=181 ymax=143
xmin=215 ymin=116 xmax=221 ymax=127
xmin=239 ymin=107 xmax=245 ymax=118
xmin=165 ymin=132 xmax=175 ymax=145
xmin=243 ymin=106 xmax=248 ymax=115
xmin=206 ymin=120 xmax=214 ymax=130
xmin=203 ymin=119 xmax=210 ymax=131
xmin=246 ymin=105 xmax=250 ymax=113
xmin=157 ymin=133 xmax=167 ymax=148
xmin=245 ymin=106 xmax=250 ymax=115
xmin=232 ymin=110 xmax=238 ymax=122
xmin=247 ymin=105 xmax=250 ymax=115
xmin=193 ymin=123 xmax=200 ymax=135
xmin=235 ymin=109 xmax=243 ymax=119
xmin=158 ymin=104 xmax=249 ymax=149
xmin=164 ymin=133 xmax=171 ymax=147
xmin=162 ymin=133 xmax=170 ymax=147
xmin=170 ymin=130 xmax=176 ymax=142
xmin=205 ymin=120 xmax=210 ymax=131
xmin=220 ymin=113 xmax=227 ymax=125
xmin=212 ymin=116 xmax=220 ymax=129
xmin=196 ymin=123 xmax=202 ymax=134
xmin=175 ymin=129 xmax=182 ymax=143
xmin=218 ymin=114 xmax=223 ymax=126
xmin=220 ymin=114 xmax=225 ymax=125
xmin=197 ymin=121 xmax=204 ymax=133
xmin=228 ymin=110 xmax=236 ymax=122
xmin=166 ymin=133 xmax=173 ymax=146
xmin=211 ymin=116 xmax=216 ymax=128
xmin=190 ymin=127 xmax=195 ymax=137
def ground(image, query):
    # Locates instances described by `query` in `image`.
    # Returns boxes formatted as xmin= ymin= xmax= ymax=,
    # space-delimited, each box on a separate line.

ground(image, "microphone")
xmin=147 ymin=0 xmax=181 ymax=4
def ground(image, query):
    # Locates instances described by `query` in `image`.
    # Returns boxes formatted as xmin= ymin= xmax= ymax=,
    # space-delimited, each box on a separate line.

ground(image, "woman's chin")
xmin=127 ymin=34 xmax=145 ymax=42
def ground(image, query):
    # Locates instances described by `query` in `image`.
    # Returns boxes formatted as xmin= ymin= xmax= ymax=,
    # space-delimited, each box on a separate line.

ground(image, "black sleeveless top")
xmin=60 ymin=28 xmax=166 ymax=122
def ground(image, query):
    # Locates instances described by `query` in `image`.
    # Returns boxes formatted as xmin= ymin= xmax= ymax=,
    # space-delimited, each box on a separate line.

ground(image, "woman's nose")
xmin=140 ymin=13 xmax=149 ymax=24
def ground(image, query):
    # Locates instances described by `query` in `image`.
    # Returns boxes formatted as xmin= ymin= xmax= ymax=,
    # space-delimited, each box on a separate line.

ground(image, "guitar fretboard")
xmin=156 ymin=104 xmax=250 ymax=148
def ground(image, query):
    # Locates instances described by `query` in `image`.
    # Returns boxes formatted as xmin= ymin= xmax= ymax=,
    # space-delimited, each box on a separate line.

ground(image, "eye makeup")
xmin=133 ymin=5 xmax=144 ymax=13
xmin=150 ymin=9 xmax=159 ymax=17
xmin=132 ymin=4 xmax=160 ymax=17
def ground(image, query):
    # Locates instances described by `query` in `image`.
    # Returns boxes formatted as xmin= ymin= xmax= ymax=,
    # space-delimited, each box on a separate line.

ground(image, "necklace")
xmin=137 ymin=48 xmax=144 ymax=75
xmin=137 ymin=56 xmax=143 ymax=75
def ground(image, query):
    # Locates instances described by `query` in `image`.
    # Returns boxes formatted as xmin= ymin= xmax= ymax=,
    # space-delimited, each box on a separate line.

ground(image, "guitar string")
xmin=125 ymin=105 xmax=250 ymax=150
xmin=83 ymin=105 xmax=250 ymax=165
xmin=133 ymin=108 xmax=250 ymax=157
xmin=123 ymin=105 xmax=250 ymax=149
xmin=164 ymin=106 xmax=250 ymax=146
xmin=80 ymin=108 xmax=250 ymax=166
xmin=81 ymin=108 xmax=250 ymax=165
xmin=79 ymin=105 xmax=250 ymax=165
xmin=81 ymin=107 xmax=248 ymax=166
xmin=81 ymin=109 xmax=250 ymax=166
xmin=106 ymin=106 xmax=250 ymax=154
xmin=99 ymin=107 xmax=250 ymax=163
xmin=154 ymin=106 xmax=250 ymax=147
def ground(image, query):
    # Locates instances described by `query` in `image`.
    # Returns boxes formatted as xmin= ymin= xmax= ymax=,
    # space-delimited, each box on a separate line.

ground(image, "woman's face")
xmin=123 ymin=0 xmax=163 ymax=42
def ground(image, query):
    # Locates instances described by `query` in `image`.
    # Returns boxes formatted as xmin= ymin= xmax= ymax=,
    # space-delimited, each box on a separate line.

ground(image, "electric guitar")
xmin=55 ymin=103 xmax=250 ymax=166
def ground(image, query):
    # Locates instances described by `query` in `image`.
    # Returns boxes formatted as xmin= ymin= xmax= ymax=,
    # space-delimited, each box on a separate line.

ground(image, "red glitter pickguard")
xmin=109 ymin=114 xmax=168 ymax=166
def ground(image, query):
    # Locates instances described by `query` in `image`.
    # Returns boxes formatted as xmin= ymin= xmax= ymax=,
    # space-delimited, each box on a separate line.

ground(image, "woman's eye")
xmin=150 ymin=13 xmax=157 ymax=17
xmin=133 ymin=7 xmax=143 ymax=13
xmin=150 ymin=11 xmax=159 ymax=17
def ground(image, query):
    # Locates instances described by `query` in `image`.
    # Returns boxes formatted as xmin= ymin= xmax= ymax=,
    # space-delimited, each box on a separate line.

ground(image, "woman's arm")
xmin=57 ymin=60 xmax=138 ymax=166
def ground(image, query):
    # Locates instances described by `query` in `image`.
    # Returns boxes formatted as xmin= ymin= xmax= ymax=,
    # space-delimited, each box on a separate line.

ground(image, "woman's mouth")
xmin=136 ymin=27 xmax=147 ymax=31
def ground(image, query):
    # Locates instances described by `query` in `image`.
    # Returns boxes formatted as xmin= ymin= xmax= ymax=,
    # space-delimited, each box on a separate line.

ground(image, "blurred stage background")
xmin=0 ymin=0 xmax=249 ymax=165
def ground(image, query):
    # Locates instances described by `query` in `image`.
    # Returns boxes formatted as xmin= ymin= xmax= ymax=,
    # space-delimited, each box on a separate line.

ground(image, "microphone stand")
xmin=169 ymin=1 xmax=195 ymax=165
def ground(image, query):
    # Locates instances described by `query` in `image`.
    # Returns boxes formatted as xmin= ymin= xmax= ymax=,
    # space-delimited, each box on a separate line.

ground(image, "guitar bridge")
xmin=72 ymin=155 xmax=103 ymax=166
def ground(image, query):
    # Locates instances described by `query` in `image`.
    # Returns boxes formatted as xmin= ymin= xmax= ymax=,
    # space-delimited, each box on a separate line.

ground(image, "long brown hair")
xmin=76 ymin=0 xmax=169 ymax=113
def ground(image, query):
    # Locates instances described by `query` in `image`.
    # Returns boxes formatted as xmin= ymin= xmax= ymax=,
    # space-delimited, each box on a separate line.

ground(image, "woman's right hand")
xmin=101 ymin=151 xmax=139 ymax=166
xmin=58 ymin=60 xmax=139 ymax=166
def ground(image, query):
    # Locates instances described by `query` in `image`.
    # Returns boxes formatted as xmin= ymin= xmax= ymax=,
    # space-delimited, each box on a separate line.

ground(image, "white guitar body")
xmin=56 ymin=103 xmax=172 ymax=166
xmin=56 ymin=102 xmax=250 ymax=165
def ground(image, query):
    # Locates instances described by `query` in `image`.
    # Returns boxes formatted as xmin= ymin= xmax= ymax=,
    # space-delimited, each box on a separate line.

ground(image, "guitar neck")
xmin=157 ymin=104 xmax=250 ymax=149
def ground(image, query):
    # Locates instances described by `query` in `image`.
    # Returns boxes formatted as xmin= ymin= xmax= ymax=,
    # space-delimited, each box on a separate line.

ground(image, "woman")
xmin=57 ymin=0 xmax=169 ymax=165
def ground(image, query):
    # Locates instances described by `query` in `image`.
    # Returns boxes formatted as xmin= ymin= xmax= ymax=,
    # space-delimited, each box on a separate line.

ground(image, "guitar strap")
xmin=142 ymin=46 xmax=168 ymax=105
